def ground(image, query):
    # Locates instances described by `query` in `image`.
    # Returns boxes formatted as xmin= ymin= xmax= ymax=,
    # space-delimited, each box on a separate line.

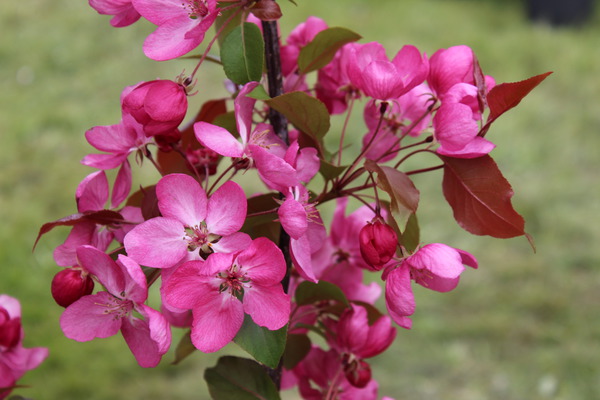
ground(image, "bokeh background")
xmin=1 ymin=0 xmax=599 ymax=399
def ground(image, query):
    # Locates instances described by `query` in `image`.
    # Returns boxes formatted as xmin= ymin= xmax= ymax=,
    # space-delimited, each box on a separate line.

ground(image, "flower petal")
xmin=157 ymin=173 xmax=207 ymax=227
xmin=243 ymin=285 xmax=290 ymax=330
xmin=206 ymin=181 xmax=247 ymax=236
xmin=60 ymin=292 xmax=122 ymax=341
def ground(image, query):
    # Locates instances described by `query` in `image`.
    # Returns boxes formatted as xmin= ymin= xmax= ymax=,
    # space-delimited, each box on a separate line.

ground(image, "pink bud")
xmin=122 ymin=80 xmax=188 ymax=137
xmin=344 ymin=359 xmax=372 ymax=388
xmin=51 ymin=268 xmax=95 ymax=308
xmin=359 ymin=220 xmax=398 ymax=271
xmin=0 ymin=307 xmax=21 ymax=348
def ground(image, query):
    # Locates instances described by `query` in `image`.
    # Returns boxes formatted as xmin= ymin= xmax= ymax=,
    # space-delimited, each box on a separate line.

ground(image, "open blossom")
xmin=384 ymin=243 xmax=478 ymax=329
xmin=347 ymin=42 xmax=428 ymax=101
xmin=124 ymin=173 xmax=250 ymax=269
xmin=60 ymin=246 xmax=171 ymax=367
xmin=164 ymin=238 xmax=290 ymax=353
xmin=1 ymin=295 xmax=48 ymax=399
xmin=89 ymin=0 xmax=141 ymax=27
xmin=132 ymin=0 xmax=219 ymax=61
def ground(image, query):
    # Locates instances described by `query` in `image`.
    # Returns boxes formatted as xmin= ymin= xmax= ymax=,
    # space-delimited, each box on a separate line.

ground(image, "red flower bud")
xmin=0 ymin=307 xmax=21 ymax=348
xmin=344 ymin=359 xmax=372 ymax=388
xmin=359 ymin=220 xmax=398 ymax=271
xmin=122 ymin=80 xmax=188 ymax=137
xmin=51 ymin=268 xmax=94 ymax=308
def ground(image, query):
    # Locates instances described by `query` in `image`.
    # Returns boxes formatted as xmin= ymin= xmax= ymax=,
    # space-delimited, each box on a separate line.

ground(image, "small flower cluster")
xmin=36 ymin=3 xmax=548 ymax=399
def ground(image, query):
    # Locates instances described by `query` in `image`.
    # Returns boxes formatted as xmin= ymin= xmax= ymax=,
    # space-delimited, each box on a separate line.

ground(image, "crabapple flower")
xmin=122 ymin=79 xmax=188 ymax=137
xmin=384 ymin=243 xmax=478 ymax=329
xmin=359 ymin=219 xmax=398 ymax=271
xmin=1 ymin=295 xmax=48 ymax=399
xmin=133 ymin=0 xmax=219 ymax=61
xmin=347 ymin=42 xmax=428 ymax=101
xmin=281 ymin=16 xmax=328 ymax=76
xmin=163 ymin=238 xmax=290 ymax=353
xmin=60 ymin=246 xmax=171 ymax=367
xmin=89 ymin=0 xmax=141 ymax=27
xmin=124 ymin=173 xmax=250 ymax=269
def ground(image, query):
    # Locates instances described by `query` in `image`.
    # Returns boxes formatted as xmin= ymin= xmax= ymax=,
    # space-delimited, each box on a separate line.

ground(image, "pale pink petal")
xmin=76 ymin=171 xmax=109 ymax=212
xmin=250 ymin=144 xmax=299 ymax=188
xmin=111 ymin=160 xmax=132 ymax=208
xmin=436 ymin=136 xmax=495 ymax=158
xmin=234 ymin=82 xmax=260 ymax=144
xmin=194 ymin=121 xmax=244 ymax=158
xmin=85 ymin=123 xmax=136 ymax=153
xmin=210 ymin=232 xmax=252 ymax=254
xmin=81 ymin=152 xmax=128 ymax=170
xmin=131 ymin=0 xmax=187 ymax=25
xmin=278 ymin=196 xmax=308 ymax=239
xmin=190 ymin=291 xmax=244 ymax=353
xmin=53 ymin=221 xmax=96 ymax=266
xmin=137 ymin=304 xmax=172 ymax=354
xmin=295 ymin=147 xmax=320 ymax=183
xmin=76 ymin=245 xmax=125 ymax=295
xmin=124 ymin=217 xmax=188 ymax=269
xmin=141 ymin=17 xmax=199 ymax=61
xmin=206 ymin=181 xmax=247 ymax=236
xmin=243 ymin=285 xmax=290 ymax=330
xmin=392 ymin=44 xmax=429 ymax=91
xmin=408 ymin=243 xmax=465 ymax=280
xmin=60 ymin=292 xmax=122 ymax=340
xmin=117 ymin=255 xmax=148 ymax=303
xmin=236 ymin=238 xmax=286 ymax=285
xmin=0 ymin=295 xmax=20 ymax=318
xmin=163 ymin=260 xmax=216 ymax=310
xmin=385 ymin=267 xmax=415 ymax=329
xmin=157 ymin=173 xmax=207 ymax=227
xmin=361 ymin=60 xmax=404 ymax=100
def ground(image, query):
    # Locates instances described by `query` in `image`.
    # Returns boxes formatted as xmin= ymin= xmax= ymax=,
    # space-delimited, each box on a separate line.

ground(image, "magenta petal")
xmin=210 ymin=232 xmax=252 ymax=254
xmin=194 ymin=121 xmax=244 ymax=158
xmin=206 ymin=181 xmax=247 ymax=236
xmin=76 ymin=171 xmax=109 ymax=212
xmin=85 ymin=123 xmax=136 ymax=153
xmin=117 ymin=255 xmax=148 ymax=303
xmin=111 ymin=161 xmax=132 ymax=208
xmin=81 ymin=152 xmax=128 ymax=170
xmin=124 ymin=217 xmax=188 ymax=269
xmin=278 ymin=196 xmax=308 ymax=239
xmin=60 ymin=292 xmax=122 ymax=341
xmin=237 ymin=238 xmax=286 ymax=285
xmin=243 ymin=285 xmax=290 ymax=330
xmin=250 ymin=144 xmax=299 ymax=188
xmin=190 ymin=292 xmax=244 ymax=353
xmin=360 ymin=315 xmax=396 ymax=358
xmin=76 ymin=245 xmax=125 ymax=295
xmin=53 ymin=221 xmax=96 ymax=266
xmin=138 ymin=304 xmax=172 ymax=354
xmin=290 ymin=235 xmax=318 ymax=283
xmin=121 ymin=316 xmax=162 ymax=367
xmin=234 ymin=82 xmax=260 ymax=144
xmin=385 ymin=267 xmax=415 ymax=329
xmin=157 ymin=174 xmax=207 ymax=227
xmin=142 ymin=17 xmax=202 ymax=61
xmin=408 ymin=243 xmax=465 ymax=280
xmin=361 ymin=60 xmax=404 ymax=100
xmin=163 ymin=260 xmax=215 ymax=310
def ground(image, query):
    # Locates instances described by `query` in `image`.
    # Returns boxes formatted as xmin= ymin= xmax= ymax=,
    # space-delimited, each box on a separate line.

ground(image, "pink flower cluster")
xmin=38 ymin=6 xmax=546 ymax=398
xmin=1 ymin=295 xmax=48 ymax=400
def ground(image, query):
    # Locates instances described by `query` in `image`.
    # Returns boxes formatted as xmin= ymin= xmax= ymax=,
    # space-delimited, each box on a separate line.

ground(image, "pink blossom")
xmin=347 ymin=42 xmax=428 ymax=101
xmin=89 ymin=0 xmax=141 ymax=27
xmin=132 ymin=0 xmax=219 ymax=61
xmin=60 ymin=246 xmax=171 ymax=367
xmin=281 ymin=16 xmax=328 ymax=76
xmin=384 ymin=243 xmax=478 ymax=329
xmin=316 ymin=43 xmax=359 ymax=114
xmin=1 ymin=295 xmax=48 ymax=399
xmin=82 ymin=113 xmax=152 ymax=170
xmin=124 ymin=174 xmax=250 ymax=269
xmin=122 ymin=79 xmax=188 ymax=137
xmin=163 ymin=238 xmax=290 ymax=352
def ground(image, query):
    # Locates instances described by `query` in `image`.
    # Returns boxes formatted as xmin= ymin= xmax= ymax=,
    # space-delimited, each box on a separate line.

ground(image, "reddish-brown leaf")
xmin=249 ymin=0 xmax=283 ymax=21
xmin=440 ymin=155 xmax=525 ymax=238
xmin=34 ymin=210 xmax=124 ymax=250
xmin=481 ymin=72 xmax=552 ymax=137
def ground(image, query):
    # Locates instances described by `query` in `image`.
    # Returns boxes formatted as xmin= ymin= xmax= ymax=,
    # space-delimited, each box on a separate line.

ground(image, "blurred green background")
xmin=1 ymin=0 xmax=599 ymax=399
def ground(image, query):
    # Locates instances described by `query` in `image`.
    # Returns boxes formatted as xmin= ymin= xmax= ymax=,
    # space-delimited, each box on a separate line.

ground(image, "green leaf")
xmin=221 ymin=23 xmax=264 ymax=85
xmin=214 ymin=7 xmax=245 ymax=47
xmin=319 ymin=159 xmax=347 ymax=181
xmin=265 ymin=91 xmax=330 ymax=141
xmin=234 ymin=314 xmax=287 ymax=369
xmin=247 ymin=84 xmax=271 ymax=100
xmin=298 ymin=27 xmax=362 ymax=74
xmin=172 ymin=330 xmax=196 ymax=365
xmin=399 ymin=212 xmax=420 ymax=253
xmin=295 ymin=281 xmax=349 ymax=307
xmin=204 ymin=356 xmax=281 ymax=400
xmin=282 ymin=334 xmax=311 ymax=369
xmin=364 ymin=160 xmax=420 ymax=228
xmin=212 ymin=111 xmax=238 ymax=136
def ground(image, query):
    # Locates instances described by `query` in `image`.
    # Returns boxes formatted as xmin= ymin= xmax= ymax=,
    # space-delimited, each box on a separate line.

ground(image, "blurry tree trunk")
xmin=526 ymin=0 xmax=595 ymax=27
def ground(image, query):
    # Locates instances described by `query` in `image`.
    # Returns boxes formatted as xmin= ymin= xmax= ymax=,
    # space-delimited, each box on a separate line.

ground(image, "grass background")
xmin=1 ymin=0 xmax=599 ymax=399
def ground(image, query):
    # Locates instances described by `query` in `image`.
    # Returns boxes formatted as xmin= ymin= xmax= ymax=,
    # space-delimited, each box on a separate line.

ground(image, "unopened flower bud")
xmin=122 ymin=80 xmax=188 ymax=137
xmin=344 ymin=359 xmax=372 ymax=388
xmin=0 ymin=307 xmax=21 ymax=349
xmin=51 ymin=268 xmax=94 ymax=308
xmin=359 ymin=220 xmax=397 ymax=271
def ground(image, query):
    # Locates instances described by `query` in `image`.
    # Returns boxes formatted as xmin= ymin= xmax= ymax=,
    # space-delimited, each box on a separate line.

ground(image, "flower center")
xmin=217 ymin=264 xmax=250 ymax=299
xmin=185 ymin=222 xmax=221 ymax=258
xmin=96 ymin=296 xmax=134 ymax=321
xmin=183 ymin=1 xmax=209 ymax=20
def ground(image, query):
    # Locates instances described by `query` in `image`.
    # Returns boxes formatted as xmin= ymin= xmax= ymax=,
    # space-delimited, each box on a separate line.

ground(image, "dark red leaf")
xmin=481 ymin=71 xmax=552 ymax=136
xmin=249 ymin=0 xmax=282 ymax=21
xmin=34 ymin=210 xmax=124 ymax=250
xmin=439 ymin=155 xmax=525 ymax=238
